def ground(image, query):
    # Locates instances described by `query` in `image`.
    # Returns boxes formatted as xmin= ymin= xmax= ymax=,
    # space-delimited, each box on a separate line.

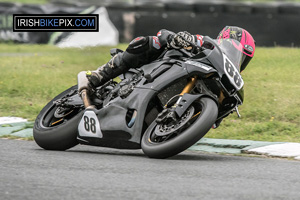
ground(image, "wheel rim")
xmin=148 ymin=105 xmax=200 ymax=144
xmin=39 ymin=89 xmax=84 ymax=129
xmin=41 ymin=104 xmax=82 ymax=129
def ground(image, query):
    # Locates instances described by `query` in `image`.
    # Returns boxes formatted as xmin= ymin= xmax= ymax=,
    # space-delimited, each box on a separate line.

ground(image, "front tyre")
xmin=141 ymin=97 xmax=218 ymax=159
xmin=33 ymin=85 xmax=83 ymax=151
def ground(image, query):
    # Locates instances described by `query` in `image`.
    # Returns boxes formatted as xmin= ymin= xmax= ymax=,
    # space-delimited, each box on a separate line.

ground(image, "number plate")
xmin=78 ymin=110 xmax=103 ymax=138
xmin=223 ymin=54 xmax=244 ymax=90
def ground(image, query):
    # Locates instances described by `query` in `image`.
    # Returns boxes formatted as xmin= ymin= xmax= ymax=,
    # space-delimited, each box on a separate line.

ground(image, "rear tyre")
xmin=33 ymin=85 xmax=83 ymax=151
xmin=141 ymin=97 xmax=218 ymax=159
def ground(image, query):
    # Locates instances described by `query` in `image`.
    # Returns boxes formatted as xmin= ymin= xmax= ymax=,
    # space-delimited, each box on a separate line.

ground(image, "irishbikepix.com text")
xmin=13 ymin=14 xmax=98 ymax=32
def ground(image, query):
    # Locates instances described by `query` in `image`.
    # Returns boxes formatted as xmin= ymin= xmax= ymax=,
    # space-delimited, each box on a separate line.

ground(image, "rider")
xmin=81 ymin=26 xmax=255 ymax=94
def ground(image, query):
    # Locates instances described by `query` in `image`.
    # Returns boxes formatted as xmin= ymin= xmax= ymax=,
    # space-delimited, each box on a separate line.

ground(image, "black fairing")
xmin=77 ymin=58 xmax=219 ymax=148
xmin=77 ymin=37 xmax=245 ymax=148
xmin=183 ymin=37 xmax=224 ymax=78
xmin=77 ymin=62 xmax=189 ymax=148
xmin=192 ymin=37 xmax=245 ymax=103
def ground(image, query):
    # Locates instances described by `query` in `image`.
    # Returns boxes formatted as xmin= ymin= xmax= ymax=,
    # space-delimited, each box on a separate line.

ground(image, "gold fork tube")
xmin=180 ymin=76 xmax=197 ymax=95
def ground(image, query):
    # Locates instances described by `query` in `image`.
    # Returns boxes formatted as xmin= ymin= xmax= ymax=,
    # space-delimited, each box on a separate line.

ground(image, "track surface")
xmin=1 ymin=139 xmax=300 ymax=200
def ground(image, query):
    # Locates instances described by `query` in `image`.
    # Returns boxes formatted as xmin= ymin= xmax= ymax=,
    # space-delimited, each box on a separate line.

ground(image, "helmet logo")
xmin=244 ymin=44 xmax=253 ymax=52
xmin=222 ymin=29 xmax=230 ymax=39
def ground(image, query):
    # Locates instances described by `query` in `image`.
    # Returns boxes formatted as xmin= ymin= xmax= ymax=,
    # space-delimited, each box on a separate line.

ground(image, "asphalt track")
xmin=1 ymin=139 xmax=300 ymax=200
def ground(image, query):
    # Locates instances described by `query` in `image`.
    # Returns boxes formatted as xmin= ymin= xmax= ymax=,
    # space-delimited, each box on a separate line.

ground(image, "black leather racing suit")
xmin=86 ymin=29 xmax=204 ymax=88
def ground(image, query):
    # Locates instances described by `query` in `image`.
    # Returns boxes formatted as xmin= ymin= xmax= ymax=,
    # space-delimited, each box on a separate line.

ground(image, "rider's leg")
xmin=85 ymin=36 xmax=164 ymax=89
xmin=86 ymin=52 xmax=128 ymax=88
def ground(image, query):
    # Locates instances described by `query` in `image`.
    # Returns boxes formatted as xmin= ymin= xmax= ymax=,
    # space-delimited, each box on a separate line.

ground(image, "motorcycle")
xmin=33 ymin=37 xmax=245 ymax=159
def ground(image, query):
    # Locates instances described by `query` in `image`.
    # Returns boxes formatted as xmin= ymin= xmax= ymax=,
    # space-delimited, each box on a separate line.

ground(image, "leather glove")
xmin=168 ymin=31 xmax=195 ymax=51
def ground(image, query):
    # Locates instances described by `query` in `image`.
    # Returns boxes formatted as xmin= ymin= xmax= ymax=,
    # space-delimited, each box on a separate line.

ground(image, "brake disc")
xmin=154 ymin=106 xmax=195 ymax=137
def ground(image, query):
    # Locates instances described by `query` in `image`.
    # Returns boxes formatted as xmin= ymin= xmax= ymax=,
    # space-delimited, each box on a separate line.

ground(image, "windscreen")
xmin=216 ymin=39 xmax=244 ymax=72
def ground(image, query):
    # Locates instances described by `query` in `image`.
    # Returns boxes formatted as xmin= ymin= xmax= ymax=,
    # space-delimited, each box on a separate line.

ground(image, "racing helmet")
xmin=217 ymin=26 xmax=255 ymax=72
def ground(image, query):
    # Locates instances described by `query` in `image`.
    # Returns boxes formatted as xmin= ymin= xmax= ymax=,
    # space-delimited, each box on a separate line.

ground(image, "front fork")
xmin=156 ymin=76 xmax=198 ymax=124
xmin=174 ymin=75 xmax=198 ymax=106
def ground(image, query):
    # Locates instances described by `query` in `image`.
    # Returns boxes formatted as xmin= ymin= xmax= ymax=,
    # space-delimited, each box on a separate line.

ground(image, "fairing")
xmin=77 ymin=37 xmax=246 ymax=148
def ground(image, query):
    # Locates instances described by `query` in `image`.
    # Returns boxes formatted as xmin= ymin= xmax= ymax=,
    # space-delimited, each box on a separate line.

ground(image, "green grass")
xmin=207 ymin=47 xmax=300 ymax=142
xmin=0 ymin=44 xmax=299 ymax=142
xmin=0 ymin=43 xmax=125 ymax=120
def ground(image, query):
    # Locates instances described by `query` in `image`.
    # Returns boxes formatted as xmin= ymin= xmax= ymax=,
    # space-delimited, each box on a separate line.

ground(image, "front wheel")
xmin=141 ymin=97 xmax=218 ymax=159
xmin=33 ymin=85 xmax=84 ymax=151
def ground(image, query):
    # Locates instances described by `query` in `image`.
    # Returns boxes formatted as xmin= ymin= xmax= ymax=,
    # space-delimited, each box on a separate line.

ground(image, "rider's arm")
xmin=122 ymin=30 xmax=204 ymax=69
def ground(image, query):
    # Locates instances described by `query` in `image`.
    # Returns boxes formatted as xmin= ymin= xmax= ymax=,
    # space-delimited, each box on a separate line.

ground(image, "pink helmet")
xmin=217 ymin=26 xmax=255 ymax=72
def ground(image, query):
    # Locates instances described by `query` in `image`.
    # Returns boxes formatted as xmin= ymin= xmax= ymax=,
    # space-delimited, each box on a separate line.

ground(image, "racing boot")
xmin=86 ymin=53 xmax=129 ymax=89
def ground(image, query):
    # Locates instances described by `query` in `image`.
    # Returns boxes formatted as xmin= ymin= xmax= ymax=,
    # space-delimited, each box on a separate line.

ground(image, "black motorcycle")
xmin=33 ymin=37 xmax=244 ymax=159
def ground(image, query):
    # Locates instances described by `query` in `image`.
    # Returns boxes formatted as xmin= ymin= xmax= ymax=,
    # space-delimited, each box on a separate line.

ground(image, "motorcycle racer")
xmin=35 ymin=27 xmax=256 ymax=155
xmin=80 ymin=26 xmax=255 ymax=93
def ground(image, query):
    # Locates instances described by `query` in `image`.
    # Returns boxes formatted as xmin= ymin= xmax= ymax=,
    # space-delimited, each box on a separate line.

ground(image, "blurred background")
xmin=1 ymin=0 xmax=300 ymax=47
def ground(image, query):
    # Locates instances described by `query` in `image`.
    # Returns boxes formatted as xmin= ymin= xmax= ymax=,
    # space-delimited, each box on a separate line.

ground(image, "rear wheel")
xmin=33 ymin=86 xmax=84 ymax=150
xmin=141 ymin=97 xmax=218 ymax=159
